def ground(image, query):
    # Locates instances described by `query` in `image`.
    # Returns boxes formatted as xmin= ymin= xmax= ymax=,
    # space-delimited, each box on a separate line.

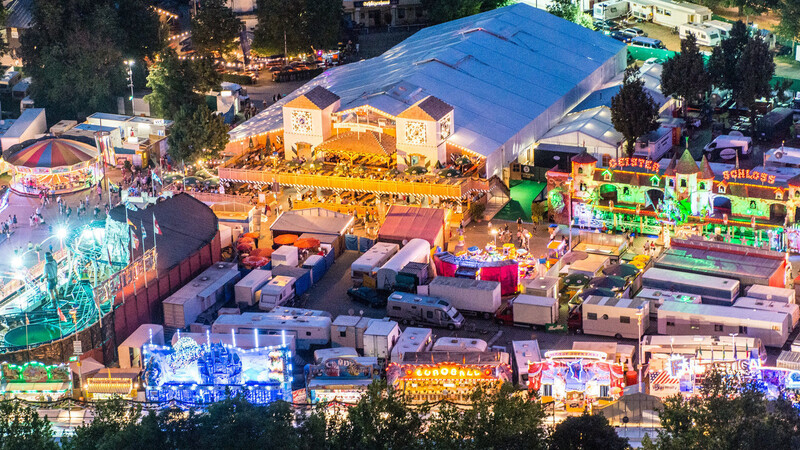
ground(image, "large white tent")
xmin=230 ymin=3 xmax=627 ymax=178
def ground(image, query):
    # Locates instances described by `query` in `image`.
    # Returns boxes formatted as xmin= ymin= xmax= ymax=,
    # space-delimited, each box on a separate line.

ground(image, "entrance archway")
xmin=598 ymin=184 xmax=617 ymax=203
xmin=713 ymin=196 xmax=732 ymax=215
xmin=770 ymin=203 xmax=787 ymax=223
xmin=646 ymin=189 xmax=664 ymax=210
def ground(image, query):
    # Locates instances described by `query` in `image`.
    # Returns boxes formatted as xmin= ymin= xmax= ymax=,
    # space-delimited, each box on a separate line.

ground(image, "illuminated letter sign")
xmin=608 ymin=158 xmax=657 ymax=172
xmin=723 ymin=169 xmax=776 ymax=184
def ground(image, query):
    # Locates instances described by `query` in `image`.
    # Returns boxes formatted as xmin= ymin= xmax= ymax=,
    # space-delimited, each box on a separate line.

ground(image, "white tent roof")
xmin=540 ymin=107 xmax=622 ymax=150
xmin=230 ymin=3 xmax=626 ymax=157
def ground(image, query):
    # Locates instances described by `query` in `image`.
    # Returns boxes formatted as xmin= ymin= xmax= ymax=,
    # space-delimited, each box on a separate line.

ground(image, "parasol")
xmin=183 ymin=176 xmax=203 ymax=186
xmin=163 ymin=174 xmax=183 ymax=184
xmin=237 ymin=236 xmax=255 ymax=244
xmin=602 ymin=263 xmax=639 ymax=278
xmin=578 ymin=287 xmax=616 ymax=299
xmin=563 ymin=273 xmax=591 ymax=287
xmin=242 ymin=255 xmax=269 ymax=268
xmin=250 ymin=247 xmax=274 ymax=258
xmin=273 ymin=234 xmax=298 ymax=245
xmin=294 ymin=237 xmax=320 ymax=249
xmin=243 ymin=232 xmax=260 ymax=239
xmin=588 ymin=275 xmax=626 ymax=291
xmin=236 ymin=242 xmax=255 ymax=252
xmin=203 ymin=178 xmax=220 ymax=187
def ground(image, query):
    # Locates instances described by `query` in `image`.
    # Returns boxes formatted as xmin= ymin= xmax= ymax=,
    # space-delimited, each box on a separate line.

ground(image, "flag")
xmin=25 ymin=314 xmax=29 ymax=325
xmin=127 ymin=218 xmax=137 ymax=229
xmin=141 ymin=220 xmax=147 ymax=239
xmin=132 ymin=233 xmax=140 ymax=250
xmin=57 ymin=308 xmax=67 ymax=322
xmin=154 ymin=217 xmax=162 ymax=235
xmin=125 ymin=202 xmax=139 ymax=211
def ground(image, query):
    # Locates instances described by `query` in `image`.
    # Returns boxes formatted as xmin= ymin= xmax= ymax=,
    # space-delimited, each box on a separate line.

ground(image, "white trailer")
xmin=568 ymin=254 xmax=610 ymax=278
xmin=258 ymin=276 xmax=296 ymax=310
xmin=678 ymin=23 xmax=722 ymax=46
xmin=171 ymin=332 xmax=296 ymax=354
xmin=704 ymin=20 xmax=733 ymax=39
xmin=581 ymin=296 xmax=650 ymax=340
xmin=642 ymin=334 xmax=765 ymax=363
xmin=331 ymin=315 xmax=373 ymax=350
xmin=630 ymin=0 xmax=712 ymax=28
xmin=234 ymin=269 xmax=272 ymax=307
xmin=390 ymin=327 xmax=433 ymax=362
xmin=497 ymin=295 xmax=559 ymax=328
xmin=118 ymin=324 xmax=164 ymax=369
xmin=733 ymin=297 xmax=800 ymax=328
xmin=270 ymin=307 xmax=331 ymax=317
xmin=363 ymin=318 xmax=401 ymax=359
xmin=271 ymin=245 xmax=299 ymax=267
xmin=593 ymin=0 xmax=629 ymax=20
xmin=512 ymin=340 xmax=541 ymax=387
xmin=634 ymin=288 xmax=702 ymax=318
xmin=351 ymin=243 xmax=399 ymax=285
xmin=376 ymin=238 xmax=430 ymax=291
xmin=745 ymin=285 xmax=795 ymax=304
xmin=427 ymin=276 xmax=502 ymax=319
xmin=522 ymin=276 xmax=559 ymax=299
xmin=162 ymin=262 xmax=241 ymax=328
xmin=657 ymin=302 xmax=791 ymax=348
xmin=642 ymin=267 xmax=740 ymax=306
xmin=432 ymin=337 xmax=488 ymax=353
xmin=314 ymin=347 xmax=359 ymax=364
xmin=211 ymin=312 xmax=331 ymax=350
xmin=703 ymin=135 xmax=753 ymax=160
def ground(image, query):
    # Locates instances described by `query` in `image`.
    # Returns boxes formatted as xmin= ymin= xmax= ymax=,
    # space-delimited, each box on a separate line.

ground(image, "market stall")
xmin=4 ymin=138 xmax=102 ymax=196
xmin=0 ymin=361 xmax=72 ymax=401
xmin=304 ymin=356 xmax=380 ymax=404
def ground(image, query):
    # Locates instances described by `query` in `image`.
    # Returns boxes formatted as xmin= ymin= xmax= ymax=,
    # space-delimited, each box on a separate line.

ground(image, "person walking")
xmin=12 ymin=214 xmax=17 ymax=229
xmin=516 ymin=217 xmax=523 ymax=232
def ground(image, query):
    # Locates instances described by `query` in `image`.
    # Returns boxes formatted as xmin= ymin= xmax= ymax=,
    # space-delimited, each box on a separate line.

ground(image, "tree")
xmin=0 ymin=3 xmax=9 ymax=57
xmin=661 ymin=34 xmax=710 ymax=118
xmin=167 ymin=104 xmax=230 ymax=164
xmin=708 ymin=21 xmax=750 ymax=92
xmin=736 ymin=35 xmax=775 ymax=136
xmin=0 ymin=400 xmax=58 ymax=450
xmin=252 ymin=0 xmax=341 ymax=56
xmin=326 ymin=380 xmax=423 ymax=450
xmin=20 ymin=0 xmax=164 ymax=122
xmin=547 ymin=0 xmax=595 ymax=30
xmin=422 ymin=0 xmax=482 ymax=25
xmin=66 ymin=398 xmax=143 ymax=450
xmin=611 ymin=67 xmax=660 ymax=157
xmin=775 ymin=0 xmax=800 ymax=41
xmin=550 ymin=412 xmax=629 ymax=450
xmin=144 ymin=49 xmax=221 ymax=119
xmin=191 ymin=0 xmax=242 ymax=56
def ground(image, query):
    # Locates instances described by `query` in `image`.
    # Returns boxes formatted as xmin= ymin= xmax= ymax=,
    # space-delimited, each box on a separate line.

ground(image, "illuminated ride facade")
xmin=527 ymin=350 xmax=625 ymax=411
xmin=547 ymin=150 xmax=800 ymax=252
xmin=386 ymin=351 xmax=512 ymax=404
xmin=4 ymin=138 xmax=103 ymax=196
xmin=142 ymin=337 xmax=292 ymax=405
xmin=304 ymin=356 xmax=381 ymax=404
xmin=0 ymin=361 xmax=72 ymax=401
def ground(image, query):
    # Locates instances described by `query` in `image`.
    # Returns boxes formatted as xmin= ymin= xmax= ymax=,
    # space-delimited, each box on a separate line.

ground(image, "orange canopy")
xmin=294 ymin=237 xmax=320 ymax=249
xmin=242 ymin=256 xmax=269 ymax=267
xmin=274 ymin=234 xmax=299 ymax=245
xmin=236 ymin=242 xmax=255 ymax=252
xmin=250 ymin=247 xmax=274 ymax=258
xmin=243 ymin=232 xmax=260 ymax=239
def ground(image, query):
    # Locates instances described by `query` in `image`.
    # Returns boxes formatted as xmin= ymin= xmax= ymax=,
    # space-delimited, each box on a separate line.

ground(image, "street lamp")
xmin=729 ymin=332 xmax=738 ymax=360
xmin=126 ymin=60 xmax=135 ymax=116
xmin=491 ymin=228 xmax=498 ymax=246
xmin=636 ymin=306 xmax=644 ymax=393
xmin=566 ymin=176 xmax=573 ymax=250
xmin=56 ymin=226 xmax=68 ymax=250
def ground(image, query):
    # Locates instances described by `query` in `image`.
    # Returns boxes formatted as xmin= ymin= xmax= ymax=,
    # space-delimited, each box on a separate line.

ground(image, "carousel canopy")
xmin=6 ymin=138 xmax=98 ymax=169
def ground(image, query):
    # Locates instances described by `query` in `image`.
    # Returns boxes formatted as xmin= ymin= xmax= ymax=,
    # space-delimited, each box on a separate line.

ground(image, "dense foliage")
xmin=190 ymin=0 xmax=242 ymax=57
xmin=611 ymin=67 xmax=660 ymax=157
xmin=661 ymin=34 xmax=710 ymax=118
xmin=252 ymin=0 xmax=342 ymax=56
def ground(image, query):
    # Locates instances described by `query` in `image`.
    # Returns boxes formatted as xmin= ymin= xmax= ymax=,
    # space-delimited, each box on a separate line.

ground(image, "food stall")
xmin=386 ymin=351 xmax=511 ymax=403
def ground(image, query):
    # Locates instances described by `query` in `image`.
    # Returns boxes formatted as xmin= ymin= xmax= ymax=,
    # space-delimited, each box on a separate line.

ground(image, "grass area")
xmin=494 ymin=180 xmax=545 ymax=222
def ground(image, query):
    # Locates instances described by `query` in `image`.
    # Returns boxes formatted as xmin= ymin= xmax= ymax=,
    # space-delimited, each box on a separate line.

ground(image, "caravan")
xmin=679 ymin=23 xmax=722 ymax=46
xmin=351 ymin=242 xmax=399 ymax=286
xmin=211 ymin=312 xmax=332 ymax=350
xmin=593 ymin=0 xmax=629 ymax=20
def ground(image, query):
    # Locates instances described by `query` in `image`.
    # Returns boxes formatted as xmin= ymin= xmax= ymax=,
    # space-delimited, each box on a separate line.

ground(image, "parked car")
xmin=609 ymin=31 xmax=632 ymax=43
xmin=347 ymin=287 xmax=386 ymax=308
xmin=621 ymin=27 xmax=647 ymax=38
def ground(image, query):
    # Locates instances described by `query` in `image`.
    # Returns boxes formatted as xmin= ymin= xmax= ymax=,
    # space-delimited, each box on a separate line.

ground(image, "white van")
xmin=703 ymin=134 xmax=753 ymax=160
xmin=678 ymin=23 xmax=722 ymax=47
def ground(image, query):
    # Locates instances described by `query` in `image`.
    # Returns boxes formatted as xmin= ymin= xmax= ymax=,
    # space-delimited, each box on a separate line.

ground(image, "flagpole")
xmin=153 ymin=213 xmax=159 ymax=277
xmin=141 ymin=219 xmax=148 ymax=289
xmin=25 ymin=313 xmax=30 ymax=360
xmin=126 ymin=208 xmax=137 ymax=296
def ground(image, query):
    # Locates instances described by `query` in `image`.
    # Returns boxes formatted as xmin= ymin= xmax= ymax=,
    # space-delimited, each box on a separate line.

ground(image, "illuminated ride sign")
xmin=608 ymin=158 xmax=658 ymax=172
xmin=543 ymin=350 xmax=609 ymax=361
xmin=723 ymin=168 xmax=776 ymax=184
xmin=400 ymin=364 xmax=499 ymax=380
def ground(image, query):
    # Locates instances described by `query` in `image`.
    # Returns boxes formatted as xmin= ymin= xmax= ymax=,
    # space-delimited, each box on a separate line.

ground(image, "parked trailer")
xmin=634 ymin=288 xmax=702 ymax=318
xmin=363 ymin=318 xmax=401 ymax=359
xmin=704 ymin=19 xmax=732 ymax=38
xmin=642 ymin=334 xmax=765 ymax=363
xmin=118 ymin=324 xmax=164 ymax=369
xmin=657 ymin=302 xmax=791 ymax=348
xmin=272 ymin=265 xmax=312 ymax=296
xmin=427 ymin=276 xmax=501 ymax=319
xmin=733 ymin=297 xmax=799 ymax=328
xmin=593 ymin=0 xmax=629 ymax=20
xmin=522 ymin=276 xmax=560 ymax=299
xmin=512 ymin=340 xmax=541 ymax=387
xmin=211 ymin=312 xmax=332 ymax=350
xmin=432 ymin=337 xmax=488 ymax=353
xmin=577 ymin=296 xmax=650 ymax=340
xmin=390 ymin=327 xmax=433 ymax=362
xmin=258 ymin=276 xmax=296 ymax=310
xmin=331 ymin=315 xmax=373 ymax=350
xmin=641 ymin=267 xmax=740 ymax=306
xmin=314 ymin=347 xmax=359 ymax=364
xmin=234 ymin=269 xmax=273 ymax=307
xmin=386 ymin=291 xmax=465 ymax=330
xmin=376 ymin=239 xmax=430 ymax=291
xmin=745 ymin=285 xmax=795 ymax=304
xmin=162 ymin=262 xmax=241 ymax=328
xmin=629 ymin=0 xmax=712 ymax=28
xmin=678 ymin=23 xmax=722 ymax=46
xmin=495 ymin=295 xmax=559 ymax=328
xmin=351 ymin=242 xmax=399 ymax=286
xmin=269 ymin=307 xmax=332 ymax=318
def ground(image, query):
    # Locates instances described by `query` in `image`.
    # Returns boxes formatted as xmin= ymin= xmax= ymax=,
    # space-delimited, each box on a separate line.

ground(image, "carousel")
xmin=5 ymin=138 xmax=102 ymax=196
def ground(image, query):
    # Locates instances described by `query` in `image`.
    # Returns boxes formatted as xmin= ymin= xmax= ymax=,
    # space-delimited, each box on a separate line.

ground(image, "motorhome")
xmin=634 ymin=288 xmax=702 ymax=318
xmin=386 ymin=291 xmax=465 ymax=330
xmin=350 ymin=242 xmax=399 ymax=286
xmin=593 ymin=0 xmax=629 ymax=20
xmin=390 ymin=327 xmax=433 ymax=362
xmin=678 ymin=23 xmax=722 ymax=46
xmin=432 ymin=337 xmax=488 ymax=353
xmin=657 ymin=302 xmax=791 ymax=348
xmin=572 ymin=296 xmax=650 ymax=339
xmin=258 ymin=276 xmax=296 ymax=310
xmin=744 ymin=285 xmax=795 ymax=304
xmin=641 ymin=267 xmax=740 ymax=306
xmin=733 ymin=297 xmax=799 ymax=328
xmin=211 ymin=312 xmax=332 ymax=350
xmin=511 ymin=340 xmax=541 ymax=387
xmin=705 ymin=20 xmax=733 ymax=39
